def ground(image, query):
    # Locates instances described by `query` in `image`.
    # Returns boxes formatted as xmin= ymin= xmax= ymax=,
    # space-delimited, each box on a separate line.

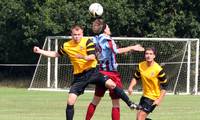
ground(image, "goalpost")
xmin=28 ymin=36 xmax=199 ymax=95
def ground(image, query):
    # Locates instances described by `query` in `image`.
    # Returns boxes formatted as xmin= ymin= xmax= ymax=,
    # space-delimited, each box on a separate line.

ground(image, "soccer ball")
xmin=89 ymin=3 xmax=103 ymax=17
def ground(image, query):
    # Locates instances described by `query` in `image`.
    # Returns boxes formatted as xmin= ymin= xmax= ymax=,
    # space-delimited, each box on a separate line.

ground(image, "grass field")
xmin=0 ymin=87 xmax=200 ymax=120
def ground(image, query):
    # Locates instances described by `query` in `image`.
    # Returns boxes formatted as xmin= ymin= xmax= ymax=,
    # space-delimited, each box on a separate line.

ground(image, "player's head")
xmin=92 ymin=18 xmax=106 ymax=35
xmin=70 ymin=24 xmax=84 ymax=43
xmin=145 ymin=47 xmax=156 ymax=62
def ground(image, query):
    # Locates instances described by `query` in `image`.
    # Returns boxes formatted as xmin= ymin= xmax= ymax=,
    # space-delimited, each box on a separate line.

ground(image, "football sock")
xmin=112 ymin=107 xmax=120 ymax=120
xmin=66 ymin=104 xmax=74 ymax=120
xmin=145 ymin=118 xmax=152 ymax=120
xmin=113 ymin=87 xmax=132 ymax=106
xmin=85 ymin=103 xmax=96 ymax=120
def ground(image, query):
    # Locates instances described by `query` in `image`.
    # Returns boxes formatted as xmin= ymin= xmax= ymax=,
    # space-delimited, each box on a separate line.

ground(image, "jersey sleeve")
xmin=158 ymin=69 xmax=168 ymax=90
xmin=133 ymin=66 xmax=141 ymax=80
xmin=58 ymin=44 xmax=66 ymax=56
xmin=86 ymin=39 xmax=95 ymax=55
xmin=106 ymin=39 xmax=118 ymax=54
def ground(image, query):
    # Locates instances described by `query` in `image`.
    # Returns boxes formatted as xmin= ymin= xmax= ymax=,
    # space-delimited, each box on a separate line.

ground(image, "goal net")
xmin=29 ymin=36 xmax=199 ymax=95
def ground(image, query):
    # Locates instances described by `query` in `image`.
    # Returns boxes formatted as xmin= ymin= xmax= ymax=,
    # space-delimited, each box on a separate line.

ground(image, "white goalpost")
xmin=28 ymin=36 xmax=199 ymax=95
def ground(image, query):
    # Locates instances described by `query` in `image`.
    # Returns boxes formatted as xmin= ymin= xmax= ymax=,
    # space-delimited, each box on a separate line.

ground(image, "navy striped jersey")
xmin=92 ymin=34 xmax=118 ymax=71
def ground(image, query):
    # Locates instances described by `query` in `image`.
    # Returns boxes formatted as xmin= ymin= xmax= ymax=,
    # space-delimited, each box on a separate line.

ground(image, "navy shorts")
xmin=69 ymin=68 xmax=108 ymax=96
xmin=139 ymin=96 xmax=156 ymax=113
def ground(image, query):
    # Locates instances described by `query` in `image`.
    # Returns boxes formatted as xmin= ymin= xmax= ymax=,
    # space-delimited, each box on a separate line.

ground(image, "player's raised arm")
xmin=33 ymin=46 xmax=60 ymax=58
xmin=117 ymin=44 xmax=144 ymax=54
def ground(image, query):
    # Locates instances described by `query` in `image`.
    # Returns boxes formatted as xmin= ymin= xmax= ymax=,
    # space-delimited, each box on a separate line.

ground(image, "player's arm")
xmin=33 ymin=46 xmax=60 ymax=58
xmin=117 ymin=44 xmax=145 ymax=54
xmin=153 ymin=69 xmax=168 ymax=106
xmin=128 ymin=68 xmax=141 ymax=95
xmin=154 ymin=89 xmax=167 ymax=106
xmin=76 ymin=39 xmax=96 ymax=61
xmin=104 ymin=25 xmax=144 ymax=54
xmin=76 ymin=54 xmax=95 ymax=61
xmin=128 ymin=78 xmax=137 ymax=95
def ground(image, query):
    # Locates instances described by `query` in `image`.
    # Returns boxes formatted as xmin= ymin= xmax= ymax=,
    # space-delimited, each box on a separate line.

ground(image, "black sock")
xmin=145 ymin=118 xmax=152 ymax=120
xmin=113 ymin=86 xmax=133 ymax=106
xmin=66 ymin=104 xmax=74 ymax=120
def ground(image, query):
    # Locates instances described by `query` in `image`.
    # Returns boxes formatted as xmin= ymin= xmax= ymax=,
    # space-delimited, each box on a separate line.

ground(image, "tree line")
xmin=0 ymin=0 xmax=200 ymax=64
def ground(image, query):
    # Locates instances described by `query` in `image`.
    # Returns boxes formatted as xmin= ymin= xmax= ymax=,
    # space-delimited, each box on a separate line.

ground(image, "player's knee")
xmin=67 ymin=99 xmax=75 ymax=105
xmin=137 ymin=111 xmax=148 ymax=120
xmin=67 ymin=93 xmax=77 ymax=105
xmin=105 ymin=79 xmax=116 ymax=89
xmin=92 ymin=96 xmax=102 ymax=105
xmin=112 ymin=99 xmax=120 ymax=107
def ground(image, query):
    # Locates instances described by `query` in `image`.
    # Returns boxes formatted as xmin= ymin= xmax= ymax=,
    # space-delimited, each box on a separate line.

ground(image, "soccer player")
xmin=33 ymin=24 xmax=138 ymax=120
xmin=85 ymin=19 xmax=145 ymax=120
xmin=128 ymin=47 xmax=168 ymax=120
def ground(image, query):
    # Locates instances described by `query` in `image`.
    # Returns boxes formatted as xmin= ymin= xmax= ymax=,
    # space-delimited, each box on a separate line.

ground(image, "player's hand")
xmin=152 ymin=98 xmax=161 ymax=106
xmin=33 ymin=46 xmax=41 ymax=54
xmin=131 ymin=44 xmax=145 ymax=52
xmin=128 ymin=87 xmax=133 ymax=95
xmin=76 ymin=54 xmax=85 ymax=59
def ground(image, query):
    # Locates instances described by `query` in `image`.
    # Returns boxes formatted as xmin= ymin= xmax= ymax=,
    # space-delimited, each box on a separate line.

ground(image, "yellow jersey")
xmin=58 ymin=38 xmax=97 ymax=74
xmin=134 ymin=61 xmax=168 ymax=100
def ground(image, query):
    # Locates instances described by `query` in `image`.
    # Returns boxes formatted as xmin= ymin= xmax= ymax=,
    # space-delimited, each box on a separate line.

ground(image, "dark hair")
xmin=145 ymin=47 xmax=157 ymax=55
xmin=92 ymin=18 xmax=106 ymax=34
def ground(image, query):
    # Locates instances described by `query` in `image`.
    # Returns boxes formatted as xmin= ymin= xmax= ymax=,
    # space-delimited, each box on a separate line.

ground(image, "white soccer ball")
xmin=89 ymin=3 xmax=103 ymax=17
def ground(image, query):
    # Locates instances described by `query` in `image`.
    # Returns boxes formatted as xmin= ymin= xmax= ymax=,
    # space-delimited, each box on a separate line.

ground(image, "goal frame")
xmin=29 ymin=36 xmax=199 ymax=95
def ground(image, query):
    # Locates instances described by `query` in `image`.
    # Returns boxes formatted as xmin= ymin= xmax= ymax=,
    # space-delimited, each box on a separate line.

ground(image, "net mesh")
xmin=29 ymin=37 xmax=199 ymax=94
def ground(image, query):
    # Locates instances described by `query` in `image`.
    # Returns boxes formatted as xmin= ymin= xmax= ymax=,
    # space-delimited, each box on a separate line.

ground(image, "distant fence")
xmin=0 ymin=64 xmax=36 ymax=87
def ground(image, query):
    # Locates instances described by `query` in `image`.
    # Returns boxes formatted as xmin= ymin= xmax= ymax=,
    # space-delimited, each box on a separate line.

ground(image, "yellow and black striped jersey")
xmin=58 ymin=37 xmax=97 ymax=75
xmin=133 ymin=61 xmax=168 ymax=100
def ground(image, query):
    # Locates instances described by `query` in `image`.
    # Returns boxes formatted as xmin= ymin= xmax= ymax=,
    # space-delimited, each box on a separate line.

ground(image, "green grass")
xmin=0 ymin=87 xmax=200 ymax=120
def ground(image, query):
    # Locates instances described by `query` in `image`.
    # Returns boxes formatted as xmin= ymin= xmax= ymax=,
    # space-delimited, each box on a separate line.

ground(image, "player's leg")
xmin=111 ymin=99 xmax=120 ymax=120
xmin=106 ymin=72 xmax=121 ymax=120
xmin=88 ymin=70 xmax=138 ymax=109
xmin=66 ymin=93 xmax=78 ymax=120
xmin=137 ymin=110 xmax=148 ymax=120
xmin=137 ymin=96 xmax=156 ymax=120
xmin=105 ymin=78 xmax=138 ymax=109
xmin=66 ymin=73 xmax=89 ymax=120
xmin=85 ymin=85 xmax=107 ymax=120
xmin=85 ymin=96 xmax=101 ymax=120
xmin=99 ymin=71 xmax=139 ymax=110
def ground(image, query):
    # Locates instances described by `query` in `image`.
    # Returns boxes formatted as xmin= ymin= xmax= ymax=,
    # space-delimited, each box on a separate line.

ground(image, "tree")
xmin=0 ymin=0 xmax=199 ymax=64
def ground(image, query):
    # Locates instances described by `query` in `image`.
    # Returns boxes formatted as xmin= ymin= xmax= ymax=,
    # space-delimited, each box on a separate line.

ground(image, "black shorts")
xmin=139 ymin=96 xmax=156 ymax=114
xmin=69 ymin=68 xmax=108 ymax=96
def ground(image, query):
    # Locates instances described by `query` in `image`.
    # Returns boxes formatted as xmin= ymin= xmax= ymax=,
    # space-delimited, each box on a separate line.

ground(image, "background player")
xmin=33 ymin=24 xmax=138 ymax=120
xmin=128 ymin=47 xmax=168 ymax=120
xmin=85 ymin=19 xmax=144 ymax=120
